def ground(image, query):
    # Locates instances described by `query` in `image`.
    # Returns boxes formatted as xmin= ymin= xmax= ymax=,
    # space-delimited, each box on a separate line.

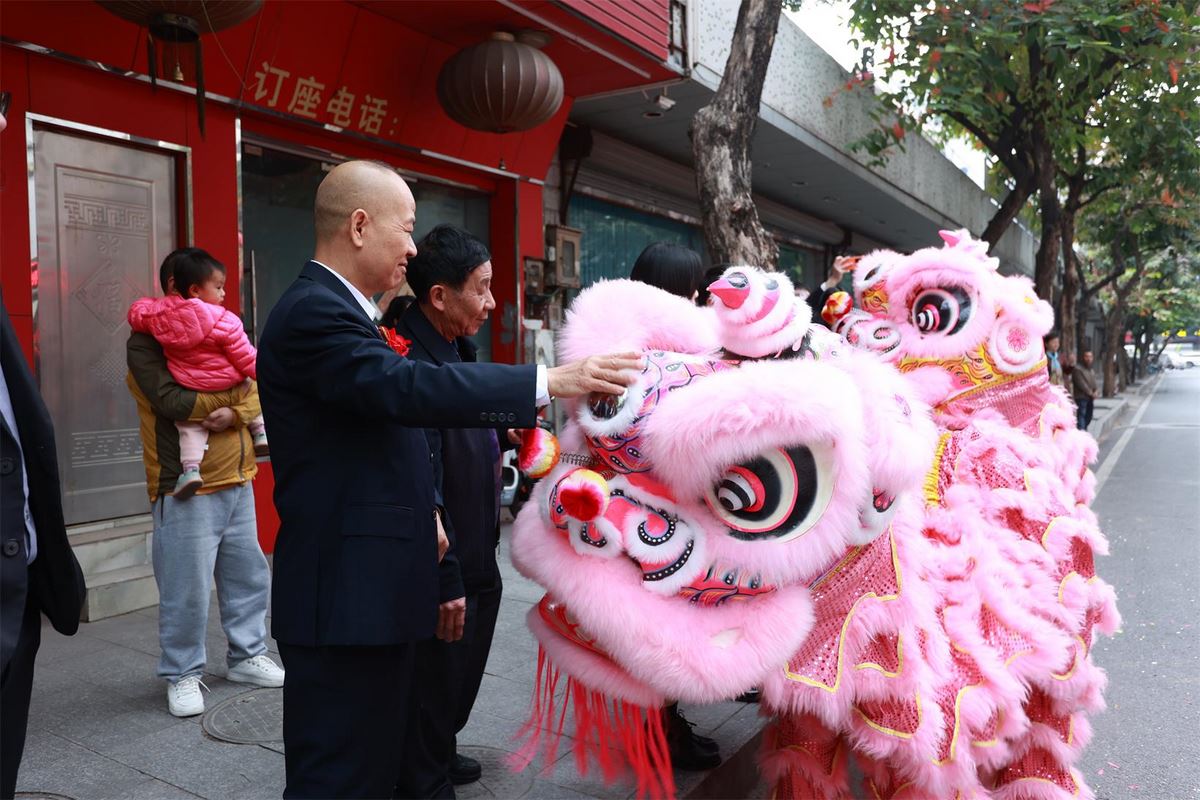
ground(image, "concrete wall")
xmin=687 ymin=0 xmax=1035 ymax=276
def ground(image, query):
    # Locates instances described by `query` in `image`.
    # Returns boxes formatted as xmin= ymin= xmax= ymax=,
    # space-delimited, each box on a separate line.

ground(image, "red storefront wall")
xmin=0 ymin=0 xmax=673 ymax=551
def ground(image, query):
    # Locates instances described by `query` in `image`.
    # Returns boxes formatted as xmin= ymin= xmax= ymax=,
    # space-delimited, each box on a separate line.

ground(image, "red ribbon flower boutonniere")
xmin=380 ymin=326 xmax=411 ymax=357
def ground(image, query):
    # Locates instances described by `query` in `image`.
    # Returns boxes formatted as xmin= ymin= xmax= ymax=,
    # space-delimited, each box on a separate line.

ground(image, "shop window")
xmin=778 ymin=244 xmax=824 ymax=296
xmin=566 ymin=195 xmax=706 ymax=288
xmin=240 ymin=142 xmax=492 ymax=359
xmin=566 ymin=196 xmax=824 ymax=303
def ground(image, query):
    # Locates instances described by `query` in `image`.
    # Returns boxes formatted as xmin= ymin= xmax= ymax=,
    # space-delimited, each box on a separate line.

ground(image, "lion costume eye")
xmin=705 ymin=445 xmax=835 ymax=541
xmin=911 ymin=287 xmax=972 ymax=335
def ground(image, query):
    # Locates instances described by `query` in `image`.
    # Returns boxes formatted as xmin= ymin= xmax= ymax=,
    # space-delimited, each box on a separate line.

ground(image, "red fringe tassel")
xmin=508 ymin=646 xmax=676 ymax=800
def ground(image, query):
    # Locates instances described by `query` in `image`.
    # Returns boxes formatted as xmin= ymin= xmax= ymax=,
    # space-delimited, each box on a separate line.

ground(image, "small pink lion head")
xmin=831 ymin=229 xmax=1054 ymax=405
xmin=511 ymin=279 xmax=935 ymax=705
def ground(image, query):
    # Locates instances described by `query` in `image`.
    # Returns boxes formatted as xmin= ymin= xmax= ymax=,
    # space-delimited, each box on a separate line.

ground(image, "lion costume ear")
xmin=938 ymin=229 xmax=963 ymax=247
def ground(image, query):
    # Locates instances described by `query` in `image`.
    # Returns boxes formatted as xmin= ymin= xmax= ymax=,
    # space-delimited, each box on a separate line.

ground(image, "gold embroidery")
xmin=856 ymin=635 xmax=904 ymax=677
xmin=1009 ymin=769 xmax=1081 ymax=797
xmin=924 ymin=433 xmax=952 ymax=506
xmin=783 ymin=530 xmax=903 ymax=691
xmin=855 ymin=693 xmax=922 ymax=740
xmin=1051 ymin=637 xmax=1085 ymax=681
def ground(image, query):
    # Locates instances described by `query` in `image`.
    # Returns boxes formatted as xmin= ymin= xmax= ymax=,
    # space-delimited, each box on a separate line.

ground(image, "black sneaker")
xmin=448 ymin=752 xmax=482 ymax=786
xmin=736 ymin=687 xmax=762 ymax=703
xmin=665 ymin=704 xmax=721 ymax=770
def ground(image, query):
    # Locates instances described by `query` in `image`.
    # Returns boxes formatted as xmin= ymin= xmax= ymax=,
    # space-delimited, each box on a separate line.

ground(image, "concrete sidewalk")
xmin=15 ymin=535 xmax=766 ymax=800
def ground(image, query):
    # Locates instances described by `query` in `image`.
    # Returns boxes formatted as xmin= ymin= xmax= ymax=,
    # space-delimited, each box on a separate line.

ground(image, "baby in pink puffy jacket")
xmin=128 ymin=253 xmax=266 ymax=499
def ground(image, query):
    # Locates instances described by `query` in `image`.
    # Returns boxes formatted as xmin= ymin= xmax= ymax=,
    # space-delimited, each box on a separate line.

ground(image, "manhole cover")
xmin=202 ymin=688 xmax=283 ymax=744
xmin=455 ymin=746 xmax=535 ymax=799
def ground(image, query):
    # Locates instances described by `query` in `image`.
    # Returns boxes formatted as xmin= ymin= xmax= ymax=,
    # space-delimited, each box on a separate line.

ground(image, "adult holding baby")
xmin=125 ymin=248 xmax=284 ymax=719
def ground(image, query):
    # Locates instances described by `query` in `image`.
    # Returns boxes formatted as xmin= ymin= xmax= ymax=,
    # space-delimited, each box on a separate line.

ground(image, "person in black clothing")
xmin=803 ymin=254 xmax=854 ymax=325
xmin=628 ymin=242 xmax=724 ymax=771
xmin=1 ymin=297 xmax=87 ymax=799
xmin=631 ymin=242 xmax=705 ymax=302
xmin=1 ymin=98 xmax=87 ymax=800
xmin=387 ymin=226 xmax=512 ymax=798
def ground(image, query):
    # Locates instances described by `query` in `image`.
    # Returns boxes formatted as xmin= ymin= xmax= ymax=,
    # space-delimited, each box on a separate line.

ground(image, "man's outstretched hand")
xmin=547 ymin=353 xmax=643 ymax=399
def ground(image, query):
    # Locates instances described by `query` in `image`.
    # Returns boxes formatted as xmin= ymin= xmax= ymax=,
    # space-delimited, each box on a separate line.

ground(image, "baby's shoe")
xmin=252 ymin=432 xmax=269 ymax=458
xmin=174 ymin=467 xmax=203 ymax=500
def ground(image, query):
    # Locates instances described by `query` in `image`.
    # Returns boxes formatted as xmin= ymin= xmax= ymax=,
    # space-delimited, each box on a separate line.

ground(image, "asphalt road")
xmin=1082 ymin=369 xmax=1200 ymax=799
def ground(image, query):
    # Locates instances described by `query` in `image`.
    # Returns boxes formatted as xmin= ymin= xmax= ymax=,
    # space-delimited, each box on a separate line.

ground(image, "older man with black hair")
xmin=385 ymin=225 xmax=508 ymax=797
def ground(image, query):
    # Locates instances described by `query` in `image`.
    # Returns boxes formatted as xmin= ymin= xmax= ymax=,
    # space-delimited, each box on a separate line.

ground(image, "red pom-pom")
xmin=557 ymin=469 xmax=609 ymax=522
xmin=518 ymin=428 xmax=560 ymax=479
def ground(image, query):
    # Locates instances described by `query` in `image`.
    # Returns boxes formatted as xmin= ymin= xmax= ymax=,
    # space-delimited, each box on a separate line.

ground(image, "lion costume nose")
xmin=557 ymin=469 xmax=610 ymax=522
xmin=708 ymin=278 xmax=749 ymax=309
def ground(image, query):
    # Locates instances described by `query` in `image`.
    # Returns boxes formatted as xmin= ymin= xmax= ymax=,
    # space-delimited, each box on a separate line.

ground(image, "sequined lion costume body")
xmin=509 ymin=254 xmax=1116 ymax=799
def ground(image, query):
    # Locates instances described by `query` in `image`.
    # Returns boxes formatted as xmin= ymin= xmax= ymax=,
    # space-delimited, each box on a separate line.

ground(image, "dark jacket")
xmin=1 ymin=298 xmax=85 ymax=672
xmin=394 ymin=304 xmax=505 ymax=601
xmin=257 ymin=262 xmax=536 ymax=647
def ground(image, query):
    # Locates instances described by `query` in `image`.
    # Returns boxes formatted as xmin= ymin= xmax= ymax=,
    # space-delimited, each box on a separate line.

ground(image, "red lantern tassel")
xmin=509 ymin=646 xmax=676 ymax=799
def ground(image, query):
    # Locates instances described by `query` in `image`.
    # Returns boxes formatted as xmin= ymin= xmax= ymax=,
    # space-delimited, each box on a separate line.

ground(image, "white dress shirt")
xmin=312 ymin=260 xmax=549 ymax=405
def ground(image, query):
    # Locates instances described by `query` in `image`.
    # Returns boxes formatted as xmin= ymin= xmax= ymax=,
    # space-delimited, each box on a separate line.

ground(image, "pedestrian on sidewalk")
xmin=1073 ymin=350 xmax=1100 ymax=430
xmin=1045 ymin=332 xmax=1066 ymax=387
xmin=629 ymin=242 xmax=723 ymax=772
xmin=127 ymin=249 xmax=269 ymax=500
xmin=256 ymin=159 xmax=641 ymax=800
xmin=387 ymin=225 xmax=511 ymax=797
xmin=125 ymin=249 xmax=284 ymax=719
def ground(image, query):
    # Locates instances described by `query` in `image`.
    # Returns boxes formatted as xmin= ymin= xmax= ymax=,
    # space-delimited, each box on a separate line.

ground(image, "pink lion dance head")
xmin=829 ymin=230 xmax=1053 ymax=415
xmin=510 ymin=279 xmax=933 ymax=796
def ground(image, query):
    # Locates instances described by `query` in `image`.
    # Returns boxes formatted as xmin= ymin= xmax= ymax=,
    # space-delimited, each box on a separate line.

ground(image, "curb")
xmin=685 ymin=727 xmax=766 ymax=799
xmin=1092 ymin=397 xmax=1130 ymax=444
xmin=1092 ymin=372 xmax=1163 ymax=443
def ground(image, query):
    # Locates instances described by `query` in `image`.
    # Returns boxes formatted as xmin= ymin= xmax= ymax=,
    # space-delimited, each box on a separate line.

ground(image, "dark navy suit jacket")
xmin=394 ymin=304 xmax=507 ymax=603
xmin=1 ymin=298 xmax=85 ymax=671
xmin=257 ymin=262 xmax=536 ymax=647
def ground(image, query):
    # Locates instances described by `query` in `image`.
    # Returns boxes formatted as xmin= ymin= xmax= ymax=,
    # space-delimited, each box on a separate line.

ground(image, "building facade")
xmin=1 ymin=0 xmax=1032 ymax=619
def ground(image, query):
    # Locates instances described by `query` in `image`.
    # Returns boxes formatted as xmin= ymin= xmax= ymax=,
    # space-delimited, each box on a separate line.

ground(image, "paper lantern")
xmin=96 ymin=1 xmax=264 ymax=135
xmin=437 ymin=31 xmax=564 ymax=134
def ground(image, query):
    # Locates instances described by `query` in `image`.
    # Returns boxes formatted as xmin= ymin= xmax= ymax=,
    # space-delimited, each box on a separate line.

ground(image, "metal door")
xmin=32 ymin=127 xmax=180 ymax=523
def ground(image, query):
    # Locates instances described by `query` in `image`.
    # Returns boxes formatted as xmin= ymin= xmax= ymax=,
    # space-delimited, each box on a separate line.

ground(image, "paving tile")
xmin=118 ymin=778 xmax=206 ymax=799
xmin=83 ymin=609 xmax=163 ymax=657
xmin=461 ymin=706 xmax=519 ymax=739
xmin=33 ymin=681 xmax=186 ymax=757
xmin=105 ymin=718 xmax=285 ymax=798
xmin=47 ymin=639 xmax=163 ymax=701
xmin=15 ymin=729 xmax=156 ymax=800
xmin=472 ymin=673 xmax=542 ymax=723
xmin=33 ymin=621 xmax=115 ymax=664
xmin=522 ymin=777 xmax=610 ymax=799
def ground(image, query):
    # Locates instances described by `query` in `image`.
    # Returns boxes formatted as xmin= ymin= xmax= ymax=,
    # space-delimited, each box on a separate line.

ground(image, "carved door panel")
xmin=32 ymin=128 xmax=179 ymax=523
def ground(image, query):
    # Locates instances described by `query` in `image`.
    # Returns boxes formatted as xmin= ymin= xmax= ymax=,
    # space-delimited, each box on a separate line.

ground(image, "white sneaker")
xmin=167 ymin=675 xmax=206 ymax=717
xmin=226 ymin=654 xmax=285 ymax=688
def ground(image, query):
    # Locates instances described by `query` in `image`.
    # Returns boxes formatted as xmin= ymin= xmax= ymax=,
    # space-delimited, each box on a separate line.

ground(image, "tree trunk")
xmin=1102 ymin=304 xmax=1123 ymax=396
xmin=1059 ymin=210 xmax=1080 ymax=359
xmin=981 ymin=171 xmax=1035 ymax=249
xmin=690 ymin=0 xmax=783 ymax=268
xmin=1032 ymin=136 xmax=1061 ymax=302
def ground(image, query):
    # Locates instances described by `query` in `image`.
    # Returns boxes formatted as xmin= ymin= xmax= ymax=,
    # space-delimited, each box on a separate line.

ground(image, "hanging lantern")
xmin=437 ymin=31 xmax=565 ymax=134
xmin=96 ymin=1 xmax=264 ymax=136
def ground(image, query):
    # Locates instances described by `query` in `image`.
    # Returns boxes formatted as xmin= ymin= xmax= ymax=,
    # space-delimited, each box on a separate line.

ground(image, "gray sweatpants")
xmin=151 ymin=482 xmax=270 ymax=682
